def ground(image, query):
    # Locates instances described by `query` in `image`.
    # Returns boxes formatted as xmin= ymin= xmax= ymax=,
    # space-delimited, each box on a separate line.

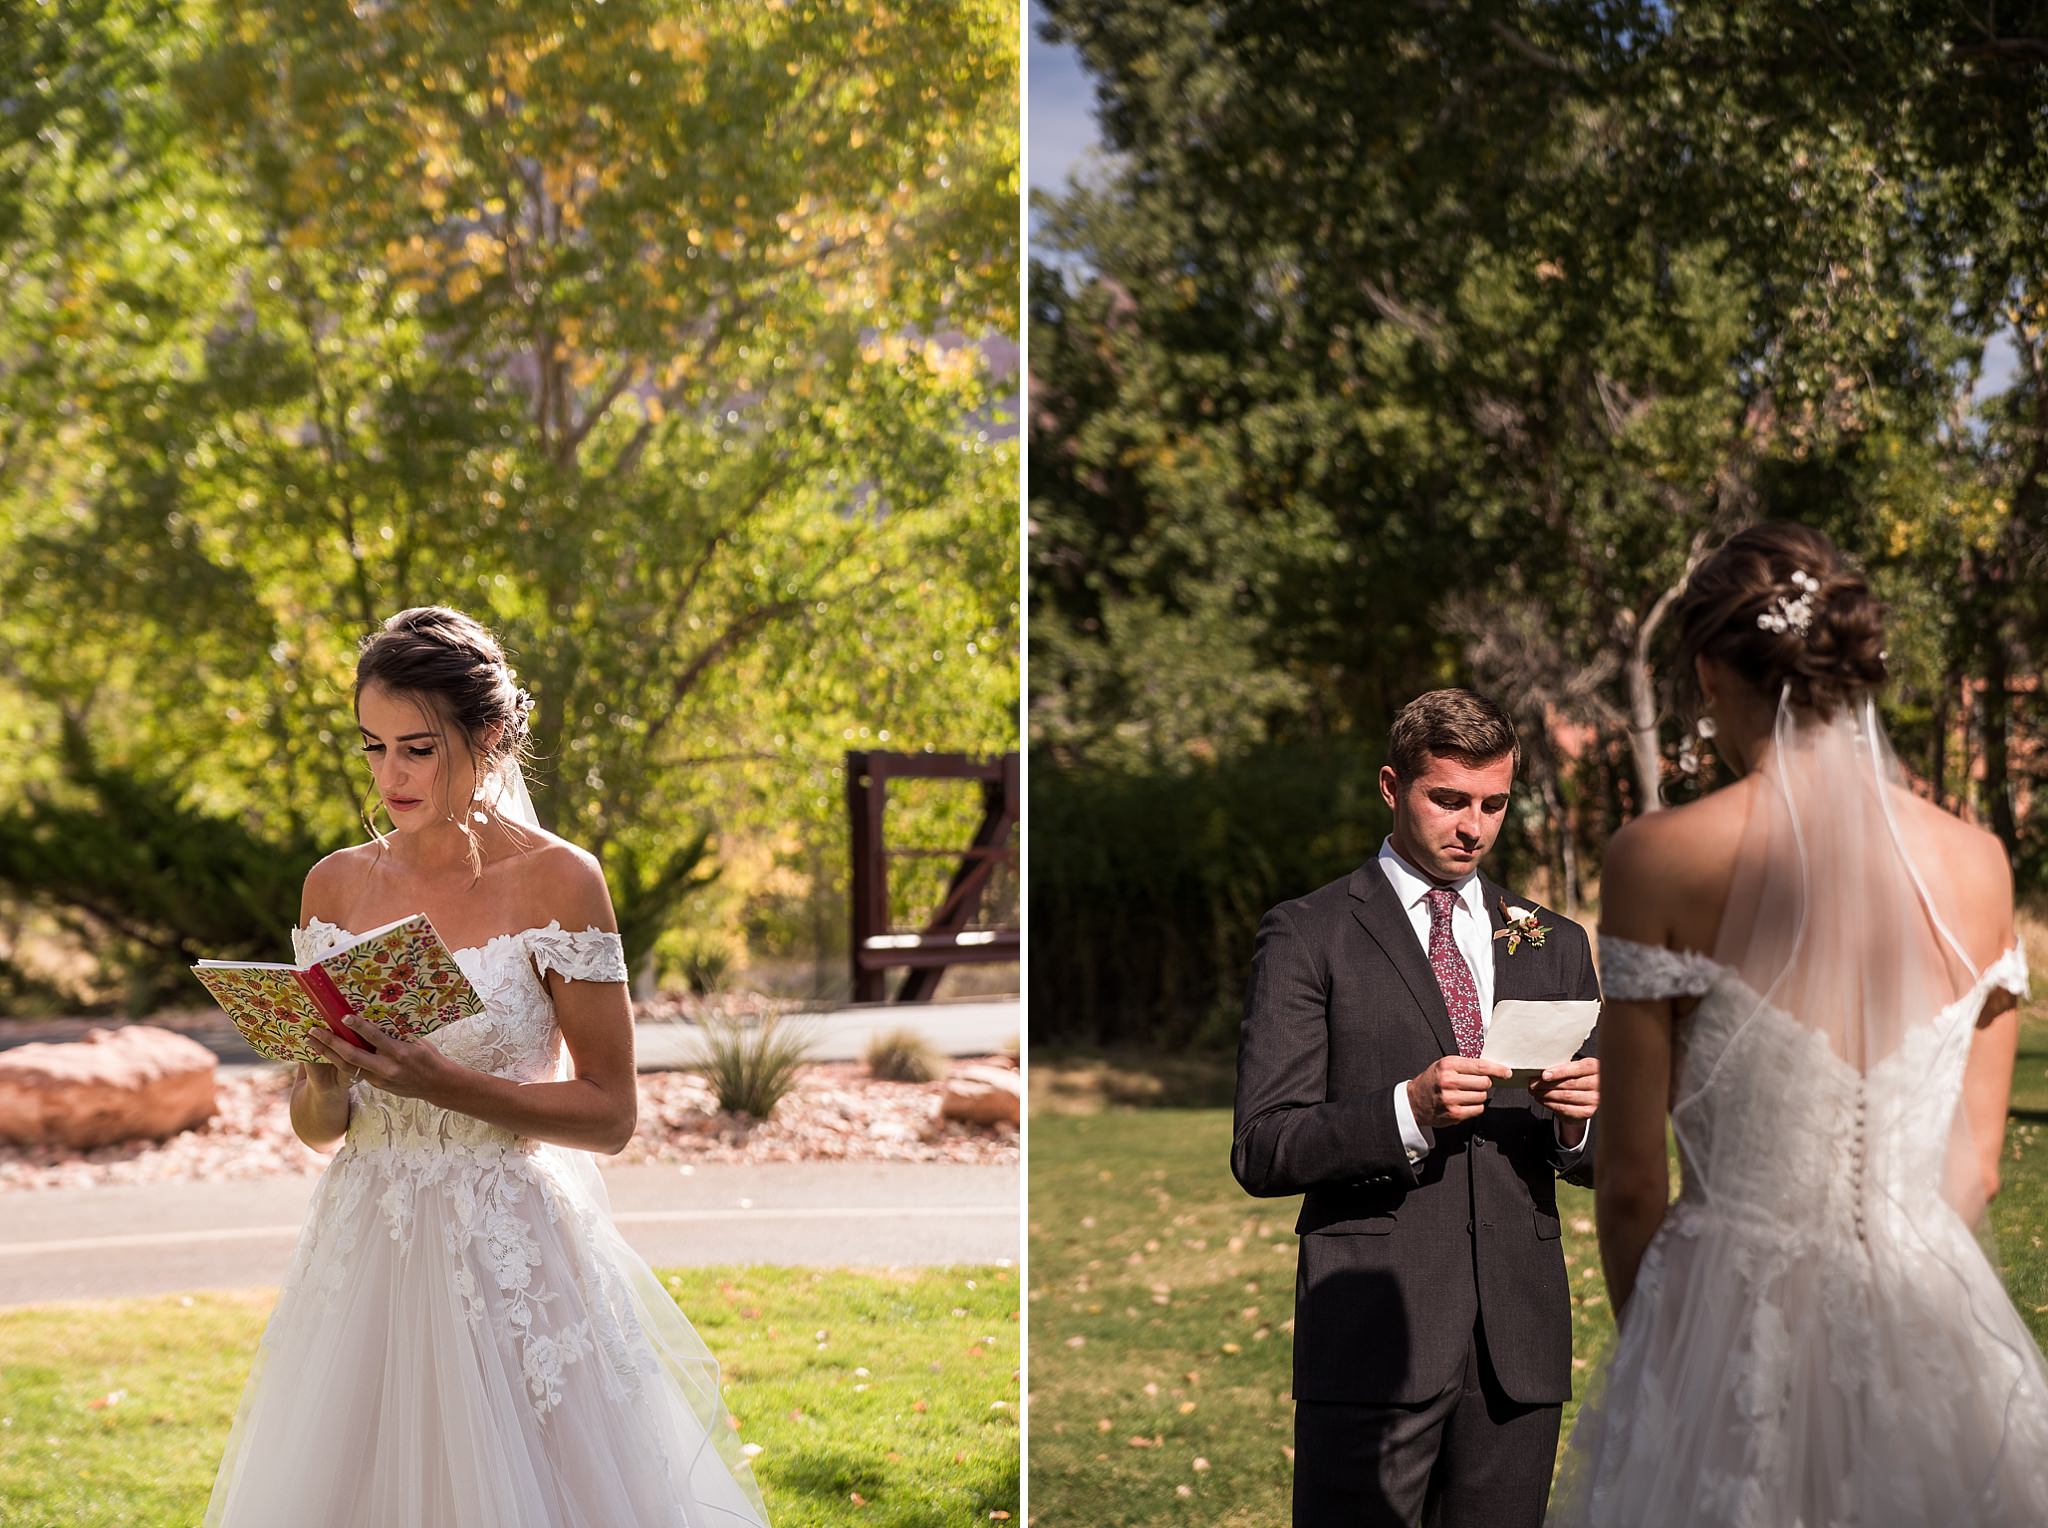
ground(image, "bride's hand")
xmin=298 ymin=1055 xmax=354 ymax=1095
xmin=305 ymin=1016 xmax=451 ymax=1100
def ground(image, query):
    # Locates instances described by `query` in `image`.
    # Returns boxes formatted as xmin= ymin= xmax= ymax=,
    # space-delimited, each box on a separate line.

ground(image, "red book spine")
xmin=295 ymin=965 xmax=374 ymax=1051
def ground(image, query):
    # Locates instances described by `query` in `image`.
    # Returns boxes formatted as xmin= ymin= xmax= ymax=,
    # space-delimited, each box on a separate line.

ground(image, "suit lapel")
xmin=1347 ymin=864 xmax=1458 ymax=1057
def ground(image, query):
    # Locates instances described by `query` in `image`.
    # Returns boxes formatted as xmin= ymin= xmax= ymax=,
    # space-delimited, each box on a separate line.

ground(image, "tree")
xmin=0 ymin=0 xmax=1019 ymax=993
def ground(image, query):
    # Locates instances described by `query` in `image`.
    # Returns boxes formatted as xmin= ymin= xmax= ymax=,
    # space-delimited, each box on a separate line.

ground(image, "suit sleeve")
xmin=1547 ymin=925 xmax=1601 ymax=1188
xmin=1231 ymin=903 xmax=1421 ymax=1198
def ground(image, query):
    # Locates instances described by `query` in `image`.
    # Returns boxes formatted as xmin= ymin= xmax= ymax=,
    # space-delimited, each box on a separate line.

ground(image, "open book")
xmin=192 ymin=914 xmax=483 ymax=1065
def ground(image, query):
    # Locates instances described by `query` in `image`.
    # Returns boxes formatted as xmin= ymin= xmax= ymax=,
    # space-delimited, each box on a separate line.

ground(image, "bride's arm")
xmin=1592 ymin=824 xmax=1678 ymax=1322
xmin=305 ymin=846 xmax=639 ymax=1155
xmin=1953 ymin=1004 xmax=2020 ymax=1225
xmin=290 ymin=853 xmax=357 ymax=1153
xmin=1952 ymin=840 xmax=2023 ymax=1225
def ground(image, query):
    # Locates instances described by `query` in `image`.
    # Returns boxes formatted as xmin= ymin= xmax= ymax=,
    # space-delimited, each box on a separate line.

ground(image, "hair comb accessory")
xmin=515 ymin=686 xmax=536 ymax=716
xmin=1756 ymin=569 xmax=1820 ymax=637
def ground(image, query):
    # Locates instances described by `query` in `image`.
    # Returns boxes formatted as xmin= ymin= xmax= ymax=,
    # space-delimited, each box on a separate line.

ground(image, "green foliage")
xmin=0 ymin=718 xmax=341 ymax=1009
xmin=0 ymin=0 xmax=1020 ymax=992
xmin=692 ymin=1013 xmax=818 ymax=1118
xmin=607 ymin=828 xmax=719 ymax=984
xmin=862 ymin=1026 xmax=942 ymax=1083
xmin=1031 ymin=3 xmax=2048 ymax=1041
xmin=1032 ymin=741 xmax=1429 ymax=1050
xmin=676 ymin=932 xmax=736 ymax=996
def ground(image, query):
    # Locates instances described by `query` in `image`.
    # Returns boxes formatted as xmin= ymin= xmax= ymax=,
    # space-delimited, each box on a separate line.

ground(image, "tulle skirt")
xmin=204 ymin=1139 xmax=770 ymax=1528
xmin=1549 ymin=1200 xmax=2048 ymax=1527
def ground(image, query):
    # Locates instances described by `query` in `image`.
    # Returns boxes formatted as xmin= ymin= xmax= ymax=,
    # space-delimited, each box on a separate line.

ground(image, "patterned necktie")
xmin=1424 ymin=886 xmax=1486 ymax=1059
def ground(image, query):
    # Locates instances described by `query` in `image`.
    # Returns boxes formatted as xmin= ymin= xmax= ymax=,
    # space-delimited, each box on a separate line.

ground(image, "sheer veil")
xmin=480 ymin=753 xmax=543 ymax=833
xmin=484 ymin=758 xmax=773 ymax=1521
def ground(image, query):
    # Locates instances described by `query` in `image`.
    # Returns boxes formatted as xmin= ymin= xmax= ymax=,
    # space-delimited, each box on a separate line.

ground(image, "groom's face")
xmin=1380 ymin=750 xmax=1516 ymax=884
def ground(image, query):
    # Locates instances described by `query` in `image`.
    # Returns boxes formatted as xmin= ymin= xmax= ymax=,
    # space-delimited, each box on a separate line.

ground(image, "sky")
xmin=1026 ymin=2 xmax=1098 ymax=199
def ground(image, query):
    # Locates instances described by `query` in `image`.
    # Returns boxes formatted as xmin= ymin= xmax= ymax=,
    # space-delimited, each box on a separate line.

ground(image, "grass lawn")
xmin=1028 ymin=1007 xmax=2048 ymax=1527
xmin=0 ymin=1265 xmax=1020 ymax=1528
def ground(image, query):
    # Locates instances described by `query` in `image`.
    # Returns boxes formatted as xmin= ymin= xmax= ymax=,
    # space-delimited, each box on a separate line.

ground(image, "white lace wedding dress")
xmin=204 ymin=920 xmax=771 ymax=1528
xmin=1550 ymin=695 xmax=2048 ymax=1528
xmin=1548 ymin=934 xmax=2048 ymax=1526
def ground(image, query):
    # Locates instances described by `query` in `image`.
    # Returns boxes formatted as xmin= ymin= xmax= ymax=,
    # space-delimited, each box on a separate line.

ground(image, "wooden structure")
xmin=847 ymin=750 xmax=1020 ymax=1003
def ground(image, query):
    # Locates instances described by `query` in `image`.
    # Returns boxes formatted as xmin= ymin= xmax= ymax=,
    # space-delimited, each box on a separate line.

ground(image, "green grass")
xmin=1027 ymin=1008 xmax=2048 ymax=1527
xmin=0 ymin=1266 xmax=1020 ymax=1528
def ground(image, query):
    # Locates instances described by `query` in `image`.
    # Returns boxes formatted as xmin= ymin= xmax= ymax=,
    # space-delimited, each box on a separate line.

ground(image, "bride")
xmin=205 ymin=606 xmax=771 ymax=1528
xmin=1548 ymin=523 xmax=2048 ymax=1525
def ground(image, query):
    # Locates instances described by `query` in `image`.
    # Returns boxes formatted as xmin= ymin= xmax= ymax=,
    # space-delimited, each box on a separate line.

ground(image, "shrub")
xmin=692 ymin=1013 xmax=817 ymax=1118
xmin=864 ymin=1026 xmax=942 ymax=1083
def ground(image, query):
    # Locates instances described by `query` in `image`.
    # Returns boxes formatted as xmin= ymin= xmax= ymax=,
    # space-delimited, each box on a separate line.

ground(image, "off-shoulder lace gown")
xmin=204 ymin=921 xmax=770 ymax=1528
xmin=1549 ymin=936 xmax=2048 ymax=1527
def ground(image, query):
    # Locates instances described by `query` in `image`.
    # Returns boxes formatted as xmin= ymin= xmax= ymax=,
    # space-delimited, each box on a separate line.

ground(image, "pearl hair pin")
xmin=1757 ymin=569 xmax=1820 ymax=637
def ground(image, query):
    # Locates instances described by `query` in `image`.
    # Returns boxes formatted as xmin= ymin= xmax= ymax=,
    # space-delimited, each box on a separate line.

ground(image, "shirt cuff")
xmin=1392 ymin=1082 xmax=1434 ymax=1162
xmin=1554 ymin=1118 xmax=1590 ymax=1161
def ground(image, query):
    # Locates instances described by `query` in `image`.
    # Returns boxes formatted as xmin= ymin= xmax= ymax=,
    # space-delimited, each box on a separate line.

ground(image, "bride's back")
xmin=1623 ymin=771 xmax=2013 ymax=992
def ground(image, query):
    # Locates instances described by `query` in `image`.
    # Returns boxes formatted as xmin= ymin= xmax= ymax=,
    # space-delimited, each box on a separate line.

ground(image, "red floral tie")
xmin=1424 ymin=887 xmax=1485 ymax=1058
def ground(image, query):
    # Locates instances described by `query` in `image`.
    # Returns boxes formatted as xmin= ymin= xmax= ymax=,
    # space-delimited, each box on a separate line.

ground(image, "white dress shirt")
xmin=1375 ymin=839 xmax=1588 ymax=1165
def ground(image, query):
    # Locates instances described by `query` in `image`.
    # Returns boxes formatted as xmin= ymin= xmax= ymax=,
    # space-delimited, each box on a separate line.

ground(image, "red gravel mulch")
xmin=0 ymin=1058 xmax=1017 ymax=1193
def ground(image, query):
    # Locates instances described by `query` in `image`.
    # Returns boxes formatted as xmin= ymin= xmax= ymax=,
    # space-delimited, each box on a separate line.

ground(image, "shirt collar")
xmin=1376 ymin=837 xmax=1483 ymax=917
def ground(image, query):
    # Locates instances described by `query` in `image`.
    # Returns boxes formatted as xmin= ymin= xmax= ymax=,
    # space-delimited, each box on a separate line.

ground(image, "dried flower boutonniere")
xmin=1493 ymin=899 xmax=1552 ymax=955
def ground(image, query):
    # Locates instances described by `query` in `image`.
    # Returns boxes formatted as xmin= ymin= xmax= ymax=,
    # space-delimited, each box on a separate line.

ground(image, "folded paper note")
xmin=193 ymin=915 xmax=481 ymax=1066
xmin=1482 ymin=998 xmax=1601 ymax=1084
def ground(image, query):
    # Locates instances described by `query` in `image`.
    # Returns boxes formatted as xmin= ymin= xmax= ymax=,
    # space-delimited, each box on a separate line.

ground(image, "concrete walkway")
xmin=0 ymin=1160 xmax=1018 ymax=1306
xmin=0 ymin=998 xmax=1021 ymax=1072
xmin=634 ymin=999 xmax=1020 ymax=1069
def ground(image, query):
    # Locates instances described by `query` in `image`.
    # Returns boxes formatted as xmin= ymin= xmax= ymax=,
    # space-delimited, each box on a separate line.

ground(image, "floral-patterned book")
xmin=191 ymin=915 xmax=483 ymax=1065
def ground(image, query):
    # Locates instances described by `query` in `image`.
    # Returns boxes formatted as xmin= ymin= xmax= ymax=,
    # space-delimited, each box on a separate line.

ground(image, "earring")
xmin=471 ymin=781 xmax=490 ymax=825
xmin=1696 ymin=715 xmax=1718 ymax=740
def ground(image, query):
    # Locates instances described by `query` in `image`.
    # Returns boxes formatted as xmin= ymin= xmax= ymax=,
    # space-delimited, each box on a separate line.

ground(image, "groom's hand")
xmin=1530 ymin=1056 xmax=1600 ymax=1121
xmin=1406 ymin=1057 xmax=1511 ymax=1128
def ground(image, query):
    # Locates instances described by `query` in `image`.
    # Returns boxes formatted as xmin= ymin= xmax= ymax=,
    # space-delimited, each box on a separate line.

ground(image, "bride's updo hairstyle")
xmin=1671 ymin=521 xmax=1888 ymax=721
xmin=354 ymin=606 xmax=535 ymax=848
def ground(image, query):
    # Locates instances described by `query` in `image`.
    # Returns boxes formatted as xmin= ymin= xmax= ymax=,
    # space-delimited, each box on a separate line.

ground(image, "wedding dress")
xmin=1549 ymin=696 xmax=2048 ymax=1527
xmin=203 ymin=917 xmax=771 ymax=1528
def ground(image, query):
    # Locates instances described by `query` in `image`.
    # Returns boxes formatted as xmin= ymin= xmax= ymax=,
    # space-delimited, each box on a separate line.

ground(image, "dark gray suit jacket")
xmin=1230 ymin=862 xmax=1599 ymax=1407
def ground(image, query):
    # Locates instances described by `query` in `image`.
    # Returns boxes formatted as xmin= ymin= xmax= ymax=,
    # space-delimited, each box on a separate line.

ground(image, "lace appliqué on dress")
xmin=1597 ymin=934 xmax=1724 ymax=1002
xmin=524 ymin=921 xmax=628 ymax=984
xmin=1980 ymin=941 xmax=2030 ymax=1001
xmin=281 ymin=916 xmax=641 ymax=1422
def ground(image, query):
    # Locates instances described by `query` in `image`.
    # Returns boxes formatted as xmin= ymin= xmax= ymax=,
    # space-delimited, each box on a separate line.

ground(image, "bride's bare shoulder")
xmin=1886 ymin=788 xmax=2014 ymax=948
xmin=1606 ymin=782 xmax=1755 ymax=871
xmin=301 ymin=842 xmax=382 ymax=923
xmin=1599 ymin=784 xmax=1756 ymax=942
xmin=502 ymin=831 xmax=615 ymax=930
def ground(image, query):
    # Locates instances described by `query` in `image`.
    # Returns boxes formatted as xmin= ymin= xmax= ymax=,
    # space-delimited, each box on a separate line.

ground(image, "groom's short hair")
xmin=1388 ymin=689 xmax=1520 ymax=779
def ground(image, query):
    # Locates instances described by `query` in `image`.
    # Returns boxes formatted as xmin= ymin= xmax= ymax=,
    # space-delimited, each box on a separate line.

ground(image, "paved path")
xmin=0 ymin=1161 xmax=1018 ymax=1306
xmin=0 ymin=999 xmax=1021 ymax=1072
xmin=633 ymin=1000 xmax=1020 ymax=1069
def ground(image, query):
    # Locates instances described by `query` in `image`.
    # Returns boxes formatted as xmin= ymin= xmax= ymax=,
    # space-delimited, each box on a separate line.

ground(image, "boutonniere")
xmin=1493 ymin=899 xmax=1552 ymax=955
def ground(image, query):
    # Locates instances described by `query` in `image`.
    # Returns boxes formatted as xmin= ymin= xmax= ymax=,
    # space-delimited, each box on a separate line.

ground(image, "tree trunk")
xmin=1624 ymin=644 xmax=1664 ymax=814
xmin=1983 ymin=632 xmax=2018 ymax=860
xmin=1929 ymin=666 xmax=1950 ymax=810
xmin=1621 ymin=574 xmax=1691 ymax=816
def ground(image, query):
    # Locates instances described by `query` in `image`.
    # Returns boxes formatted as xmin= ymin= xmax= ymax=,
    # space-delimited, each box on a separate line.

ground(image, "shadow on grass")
xmin=1030 ymin=1048 xmax=1237 ymax=1114
xmin=771 ymin=1444 xmax=1018 ymax=1525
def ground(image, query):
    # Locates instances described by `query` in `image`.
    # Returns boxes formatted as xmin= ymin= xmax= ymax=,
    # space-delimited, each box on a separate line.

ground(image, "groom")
xmin=1231 ymin=689 xmax=1600 ymax=1527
